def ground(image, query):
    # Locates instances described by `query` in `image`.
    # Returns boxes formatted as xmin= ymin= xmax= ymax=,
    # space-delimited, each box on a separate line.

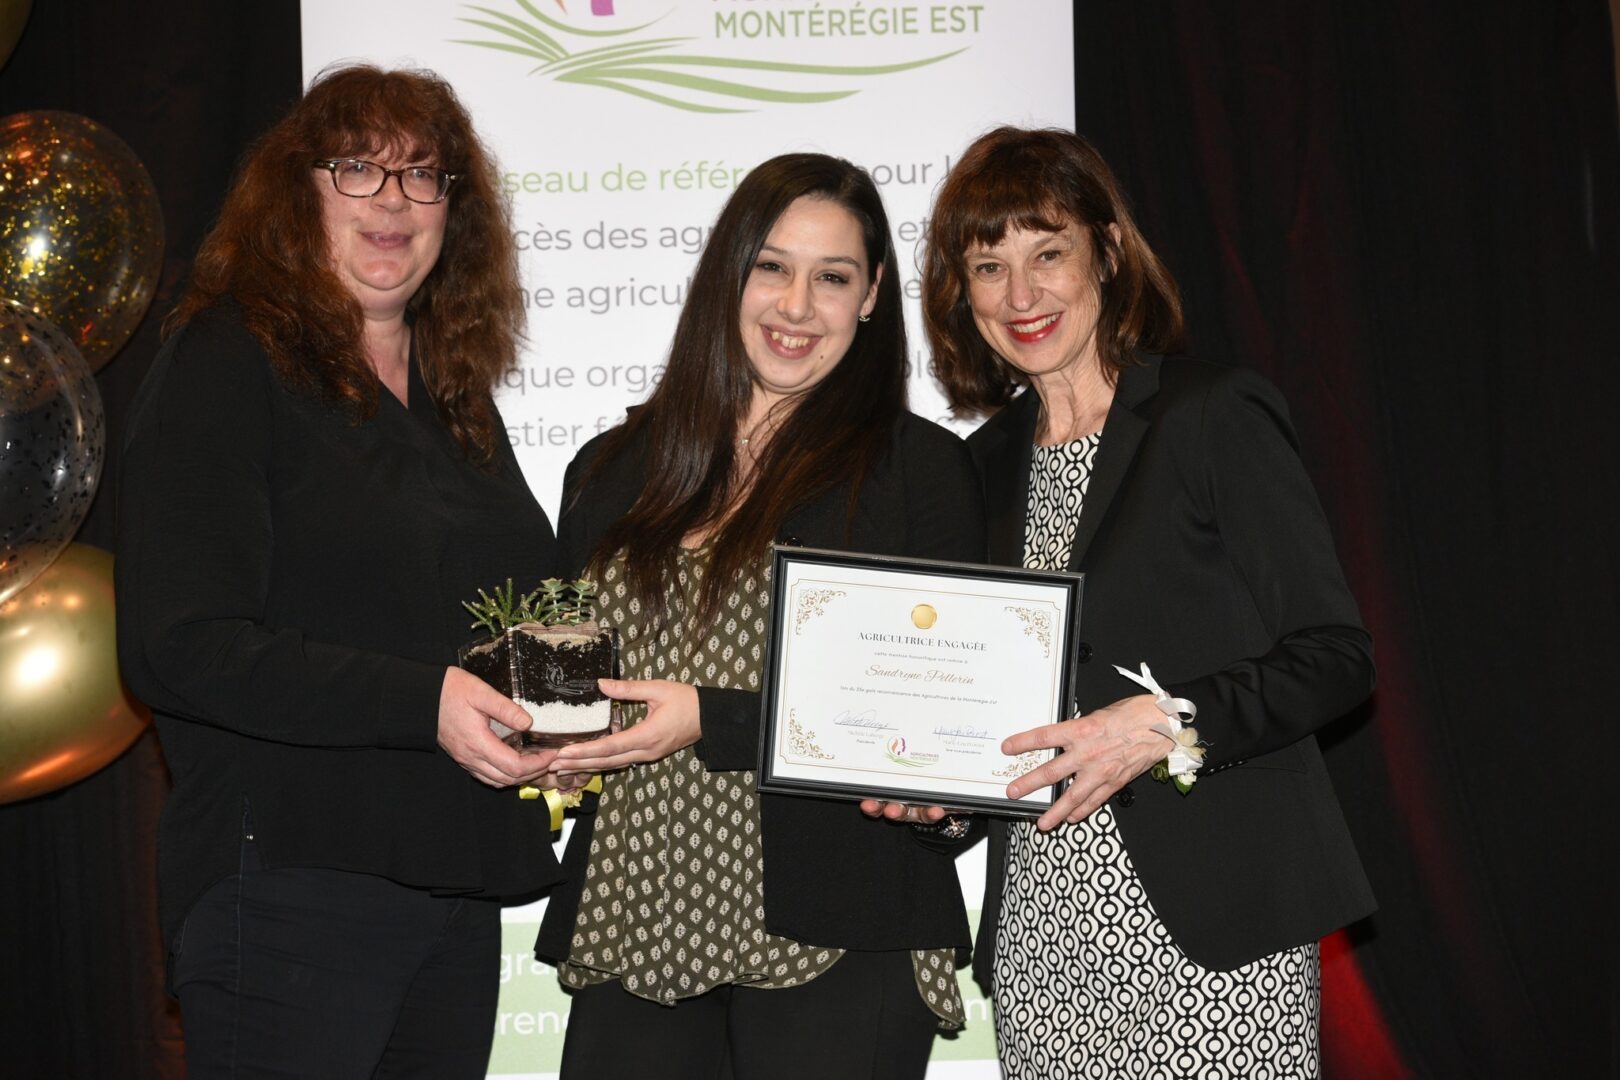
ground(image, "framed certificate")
xmin=758 ymin=546 xmax=1084 ymax=816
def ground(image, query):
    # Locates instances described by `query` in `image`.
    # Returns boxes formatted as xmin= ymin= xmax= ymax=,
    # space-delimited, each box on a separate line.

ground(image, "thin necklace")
xmin=737 ymin=415 xmax=775 ymax=449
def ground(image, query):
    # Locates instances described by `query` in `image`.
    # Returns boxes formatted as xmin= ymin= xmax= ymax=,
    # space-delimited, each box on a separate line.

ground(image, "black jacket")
xmin=116 ymin=305 xmax=564 ymax=952
xmin=970 ymin=356 xmax=1376 ymax=983
xmin=536 ymin=410 xmax=987 ymax=961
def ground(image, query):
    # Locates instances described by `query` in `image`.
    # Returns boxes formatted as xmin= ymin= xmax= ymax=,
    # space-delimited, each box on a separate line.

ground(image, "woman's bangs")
xmin=957 ymin=174 xmax=1069 ymax=254
xmin=313 ymin=89 xmax=447 ymax=166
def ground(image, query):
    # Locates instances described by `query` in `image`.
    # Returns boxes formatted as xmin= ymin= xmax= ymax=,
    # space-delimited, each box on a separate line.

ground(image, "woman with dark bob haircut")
xmin=531 ymin=153 xmax=985 ymax=1078
xmin=924 ymin=126 xmax=1375 ymax=1077
xmin=117 ymin=65 xmax=564 ymax=1076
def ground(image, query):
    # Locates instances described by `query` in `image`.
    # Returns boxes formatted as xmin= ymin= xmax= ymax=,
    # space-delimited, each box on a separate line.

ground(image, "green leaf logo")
xmin=453 ymin=2 xmax=966 ymax=113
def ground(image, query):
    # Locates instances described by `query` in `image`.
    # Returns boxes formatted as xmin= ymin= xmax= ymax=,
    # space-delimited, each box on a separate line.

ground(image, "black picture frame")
xmin=757 ymin=545 xmax=1084 ymax=817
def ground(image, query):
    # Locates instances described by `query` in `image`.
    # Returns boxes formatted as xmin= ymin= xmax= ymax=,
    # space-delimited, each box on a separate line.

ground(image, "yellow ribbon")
xmin=518 ymin=774 xmax=603 ymax=831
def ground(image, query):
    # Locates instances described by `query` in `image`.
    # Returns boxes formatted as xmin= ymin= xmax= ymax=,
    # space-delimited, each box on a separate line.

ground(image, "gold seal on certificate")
xmin=758 ymin=547 xmax=1084 ymax=816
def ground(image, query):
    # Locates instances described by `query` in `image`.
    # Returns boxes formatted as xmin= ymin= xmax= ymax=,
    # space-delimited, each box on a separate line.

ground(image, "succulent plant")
xmin=535 ymin=578 xmax=598 ymax=625
xmin=463 ymin=577 xmax=597 ymax=635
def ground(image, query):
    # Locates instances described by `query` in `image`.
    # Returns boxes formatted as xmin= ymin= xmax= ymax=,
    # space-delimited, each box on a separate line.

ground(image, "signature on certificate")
xmin=933 ymin=725 xmax=993 ymax=740
xmin=833 ymin=709 xmax=893 ymax=730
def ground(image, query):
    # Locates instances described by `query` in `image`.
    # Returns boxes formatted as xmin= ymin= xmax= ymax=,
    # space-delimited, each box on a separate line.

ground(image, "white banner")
xmin=303 ymin=3 xmax=1074 ymax=1073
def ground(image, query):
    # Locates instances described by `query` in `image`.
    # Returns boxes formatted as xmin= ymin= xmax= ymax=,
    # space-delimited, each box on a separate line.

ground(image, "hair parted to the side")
xmin=587 ymin=153 xmax=906 ymax=629
xmin=923 ymin=126 xmax=1185 ymax=417
xmin=168 ymin=63 xmax=523 ymax=463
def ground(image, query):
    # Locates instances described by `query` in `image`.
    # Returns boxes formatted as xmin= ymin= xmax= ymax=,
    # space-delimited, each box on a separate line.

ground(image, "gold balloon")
xmin=0 ymin=1 xmax=30 ymax=70
xmin=0 ymin=110 xmax=164 ymax=370
xmin=0 ymin=543 xmax=150 ymax=804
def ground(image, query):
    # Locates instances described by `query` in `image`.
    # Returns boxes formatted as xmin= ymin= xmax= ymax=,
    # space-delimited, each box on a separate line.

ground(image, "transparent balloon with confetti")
xmin=0 ymin=109 xmax=164 ymax=370
xmin=0 ymin=298 xmax=104 ymax=605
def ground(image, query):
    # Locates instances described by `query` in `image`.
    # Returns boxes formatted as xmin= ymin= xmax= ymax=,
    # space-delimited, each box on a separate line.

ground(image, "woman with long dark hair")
xmin=533 ymin=153 xmax=984 ymax=1079
xmin=117 ymin=65 xmax=562 ymax=1076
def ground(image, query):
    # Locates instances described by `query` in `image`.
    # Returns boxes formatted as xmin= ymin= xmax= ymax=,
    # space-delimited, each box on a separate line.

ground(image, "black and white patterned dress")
xmin=560 ymin=550 xmax=963 ymax=1028
xmin=993 ymin=434 xmax=1321 ymax=1079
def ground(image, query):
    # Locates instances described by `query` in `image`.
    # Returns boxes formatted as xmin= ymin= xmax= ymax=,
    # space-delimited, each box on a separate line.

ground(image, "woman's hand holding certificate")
xmin=1000 ymin=693 xmax=1168 ymax=831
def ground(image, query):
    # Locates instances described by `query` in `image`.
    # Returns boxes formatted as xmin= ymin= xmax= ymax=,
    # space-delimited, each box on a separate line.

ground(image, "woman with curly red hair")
xmin=117 ymin=65 xmax=562 ymax=1077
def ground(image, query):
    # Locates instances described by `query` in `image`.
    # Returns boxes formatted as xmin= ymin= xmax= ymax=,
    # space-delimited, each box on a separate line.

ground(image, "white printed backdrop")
xmin=302 ymin=3 xmax=1074 ymax=1074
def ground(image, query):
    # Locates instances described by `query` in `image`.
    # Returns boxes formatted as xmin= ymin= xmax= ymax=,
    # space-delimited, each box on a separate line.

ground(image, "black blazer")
xmin=970 ymin=355 xmax=1375 ymax=983
xmin=116 ymin=305 xmax=564 ymax=952
xmin=536 ymin=411 xmax=987 ymax=962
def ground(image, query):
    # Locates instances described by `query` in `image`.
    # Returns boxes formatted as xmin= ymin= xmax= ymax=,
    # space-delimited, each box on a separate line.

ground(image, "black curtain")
xmin=1 ymin=2 xmax=1613 ymax=1076
xmin=1074 ymin=2 xmax=1618 ymax=1076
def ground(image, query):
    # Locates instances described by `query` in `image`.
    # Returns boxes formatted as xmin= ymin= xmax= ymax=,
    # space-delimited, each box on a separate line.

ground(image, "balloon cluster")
xmin=0 ymin=32 xmax=167 ymax=801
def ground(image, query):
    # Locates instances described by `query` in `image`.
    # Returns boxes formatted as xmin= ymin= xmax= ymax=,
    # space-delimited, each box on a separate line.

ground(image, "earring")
xmin=858 ymin=314 xmax=870 ymax=323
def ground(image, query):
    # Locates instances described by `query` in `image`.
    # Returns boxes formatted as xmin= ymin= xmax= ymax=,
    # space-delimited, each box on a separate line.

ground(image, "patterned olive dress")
xmin=559 ymin=549 xmax=963 ymax=1028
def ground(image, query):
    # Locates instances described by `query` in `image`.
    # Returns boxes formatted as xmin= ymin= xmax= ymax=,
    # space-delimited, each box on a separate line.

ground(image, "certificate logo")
xmin=885 ymin=735 xmax=936 ymax=768
xmin=910 ymin=603 xmax=937 ymax=630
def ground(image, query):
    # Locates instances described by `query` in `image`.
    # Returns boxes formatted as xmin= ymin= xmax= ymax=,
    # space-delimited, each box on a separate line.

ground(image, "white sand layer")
xmin=517 ymin=698 xmax=612 ymax=734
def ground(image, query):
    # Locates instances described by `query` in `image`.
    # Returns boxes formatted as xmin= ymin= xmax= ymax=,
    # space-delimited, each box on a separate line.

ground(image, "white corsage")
xmin=1115 ymin=662 xmax=1206 ymax=794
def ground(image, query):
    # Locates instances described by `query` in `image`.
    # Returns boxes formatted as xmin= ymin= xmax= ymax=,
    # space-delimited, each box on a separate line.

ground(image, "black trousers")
xmin=558 ymin=948 xmax=942 ymax=1080
xmin=171 ymin=839 xmax=501 ymax=1079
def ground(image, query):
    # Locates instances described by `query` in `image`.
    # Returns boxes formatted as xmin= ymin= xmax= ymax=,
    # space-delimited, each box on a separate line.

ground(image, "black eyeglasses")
xmin=314 ymin=158 xmax=460 ymax=204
